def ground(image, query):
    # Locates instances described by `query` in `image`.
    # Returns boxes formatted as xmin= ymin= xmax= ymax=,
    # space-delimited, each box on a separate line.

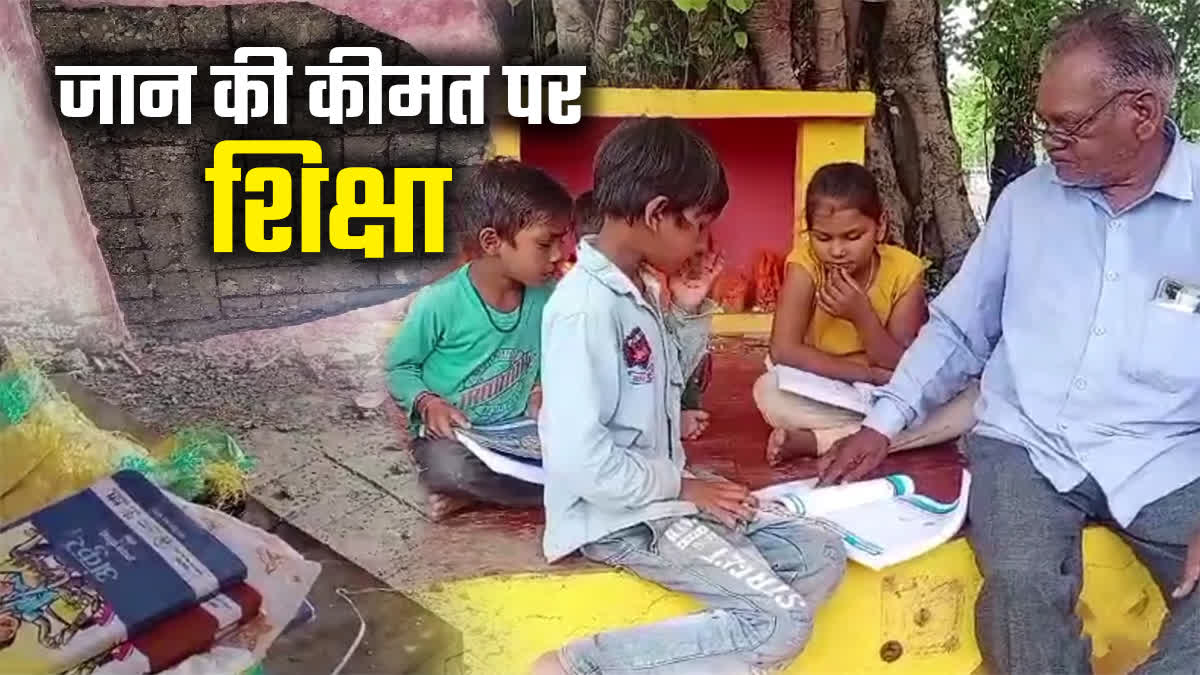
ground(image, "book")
xmin=153 ymin=500 xmax=321 ymax=675
xmin=771 ymin=363 xmax=875 ymax=414
xmin=451 ymin=418 xmax=544 ymax=485
xmin=753 ymin=470 xmax=971 ymax=571
xmin=70 ymin=584 xmax=261 ymax=675
xmin=0 ymin=470 xmax=247 ymax=674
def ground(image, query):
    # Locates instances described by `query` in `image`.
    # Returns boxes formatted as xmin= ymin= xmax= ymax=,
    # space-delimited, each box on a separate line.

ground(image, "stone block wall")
xmin=31 ymin=2 xmax=489 ymax=341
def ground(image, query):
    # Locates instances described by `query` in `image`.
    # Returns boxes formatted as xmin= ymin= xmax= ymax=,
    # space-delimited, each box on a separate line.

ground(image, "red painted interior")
xmin=519 ymin=117 xmax=801 ymax=275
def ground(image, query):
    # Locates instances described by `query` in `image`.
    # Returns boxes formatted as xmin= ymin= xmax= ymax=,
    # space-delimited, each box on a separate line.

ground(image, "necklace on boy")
xmin=469 ymin=280 xmax=523 ymax=334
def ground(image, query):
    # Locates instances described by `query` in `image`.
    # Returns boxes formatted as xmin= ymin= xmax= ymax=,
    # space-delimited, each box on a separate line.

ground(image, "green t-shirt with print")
xmin=385 ymin=264 xmax=550 ymax=432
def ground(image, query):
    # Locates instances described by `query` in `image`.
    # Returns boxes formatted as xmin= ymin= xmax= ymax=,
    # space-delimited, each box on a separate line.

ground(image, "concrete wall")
xmin=0 ymin=0 xmax=128 ymax=355
xmin=29 ymin=2 xmax=491 ymax=340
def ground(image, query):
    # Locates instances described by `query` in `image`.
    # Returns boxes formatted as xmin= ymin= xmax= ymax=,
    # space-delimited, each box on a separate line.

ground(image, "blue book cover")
xmin=0 ymin=470 xmax=246 ymax=674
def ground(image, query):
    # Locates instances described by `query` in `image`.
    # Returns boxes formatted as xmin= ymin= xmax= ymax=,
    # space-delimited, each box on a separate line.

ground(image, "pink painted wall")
xmin=0 ymin=0 xmax=128 ymax=354
xmin=62 ymin=0 xmax=502 ymax=63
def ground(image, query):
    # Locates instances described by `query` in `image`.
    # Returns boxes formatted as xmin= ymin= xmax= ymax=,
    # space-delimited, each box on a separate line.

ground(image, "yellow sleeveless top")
xmin=785 ymin=232 xmax=929 ymax=365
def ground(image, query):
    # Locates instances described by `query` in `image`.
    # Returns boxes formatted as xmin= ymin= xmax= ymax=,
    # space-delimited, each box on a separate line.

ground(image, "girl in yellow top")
xmin=755 ymin=162 xmax=978 ymax=464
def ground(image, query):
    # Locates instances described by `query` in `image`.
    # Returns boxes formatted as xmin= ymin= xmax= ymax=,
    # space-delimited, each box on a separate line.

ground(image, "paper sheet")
xmin=452 ymin=419 xmax=544 ymax=485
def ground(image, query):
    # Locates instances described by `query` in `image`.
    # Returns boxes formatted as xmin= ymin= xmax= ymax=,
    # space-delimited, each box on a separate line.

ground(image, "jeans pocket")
xmin=581 ymin=523 xmax=658 ymax=565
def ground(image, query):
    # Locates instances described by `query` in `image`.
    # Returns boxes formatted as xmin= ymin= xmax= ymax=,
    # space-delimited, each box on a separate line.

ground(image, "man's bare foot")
xmin=428 ymin=492 xmax=475 ymax=522
xmin=766 ymin=428 xmax=819 ymax=466
xmin=530 ymin=651 xmax=568 ymax=675
xmin=682 ymin=410 xmax=711 ymax=440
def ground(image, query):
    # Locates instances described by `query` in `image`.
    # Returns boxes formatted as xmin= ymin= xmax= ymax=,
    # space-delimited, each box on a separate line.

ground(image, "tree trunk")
xmin=591 ymin=0 xmax=624 ymax=74
xmin=812 ymin=0 xmax=849 ymax=89
xmin=858 ymin=0 xmax=978 ymax=274
xmin=745 ymin=0 xmax=800 ymax=88
xmin=551 ymin=0 xmax=599 ymax=63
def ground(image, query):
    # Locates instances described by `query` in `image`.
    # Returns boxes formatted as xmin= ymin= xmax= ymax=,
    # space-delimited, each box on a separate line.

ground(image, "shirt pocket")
xmin=1129 ymin=304 xmax=1200 ymax=392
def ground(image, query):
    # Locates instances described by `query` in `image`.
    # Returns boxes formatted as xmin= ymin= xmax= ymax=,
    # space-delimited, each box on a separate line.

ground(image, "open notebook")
xmin=452 ymin=418 xmax=544 ymax=484
xmin=753 ymin=471 xmax=971 ymax=570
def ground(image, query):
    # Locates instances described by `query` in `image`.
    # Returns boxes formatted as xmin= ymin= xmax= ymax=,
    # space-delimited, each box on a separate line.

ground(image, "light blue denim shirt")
xmin=864 ymin=124 xmax=1200 ymax=527
xmin=539 ymin=239 xmax=698 ymax=562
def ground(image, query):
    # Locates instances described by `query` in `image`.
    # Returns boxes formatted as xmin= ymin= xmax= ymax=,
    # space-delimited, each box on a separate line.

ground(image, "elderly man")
xmin=819 ymin=6 xmax=1200 ymax=673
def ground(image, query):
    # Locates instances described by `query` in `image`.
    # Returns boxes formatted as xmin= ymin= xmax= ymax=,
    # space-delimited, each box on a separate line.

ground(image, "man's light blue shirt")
xmin=864 ymin=124 xmax=1200 ymax=527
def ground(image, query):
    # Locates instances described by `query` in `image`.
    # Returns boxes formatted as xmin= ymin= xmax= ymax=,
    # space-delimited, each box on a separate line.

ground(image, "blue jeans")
xmin=560 ymin=514 xmax=846 ymax=674
xmin=966 ymin=434 xmax=1200 ymax=675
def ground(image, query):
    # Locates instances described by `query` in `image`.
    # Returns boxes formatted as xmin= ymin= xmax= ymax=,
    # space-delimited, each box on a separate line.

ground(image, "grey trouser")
xmin=560 ymin=514 xmax=846 ymax=674
xmin=411 ymin=437 xmax=542 ymax=507
xmin=966 ymin=434 xmax=1200 ymax=675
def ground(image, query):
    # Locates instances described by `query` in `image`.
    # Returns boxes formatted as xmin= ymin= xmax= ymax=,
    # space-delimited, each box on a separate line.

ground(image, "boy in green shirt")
xmin=385 ymin=158 xmax=572 ymax=520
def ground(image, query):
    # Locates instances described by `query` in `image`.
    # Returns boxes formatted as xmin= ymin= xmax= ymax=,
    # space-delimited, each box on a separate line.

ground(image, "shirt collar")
xmin=1152 ymin=119 xmax=1193 ymax=201
xmin=575 ymin=236 xmax=655 ymax=311
xmin=1051 ymin=119 xmax=1193 ymax=202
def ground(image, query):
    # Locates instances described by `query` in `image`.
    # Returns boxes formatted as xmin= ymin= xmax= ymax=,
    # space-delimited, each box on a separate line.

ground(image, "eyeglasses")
xmin=1031 ymin=88 xmax=1144 ymax=145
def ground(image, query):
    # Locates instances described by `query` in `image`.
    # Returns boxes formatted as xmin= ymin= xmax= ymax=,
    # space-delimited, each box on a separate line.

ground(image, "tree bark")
xmin=745 ymin=0 xmax=799 ymax=88
xmin=551 ymin=0 xmax=599 ymax=63
xmin=591 ymin=0 xmax=624 ymax=75
xmin=860 ymin=0 xmax=978 ymax=274
xmin=812 ymin=0 xmax=849 ymax=89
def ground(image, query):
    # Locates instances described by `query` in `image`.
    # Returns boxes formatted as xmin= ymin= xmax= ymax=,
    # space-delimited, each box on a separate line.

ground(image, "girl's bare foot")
xmin=428 ymin=492 xmax=475 ymax=522
xmin=766 ymin=428 xmax=819 ymax=466
xmin=530 ymin=651 xmax=568 ymax=675
xmin=682 ymin=410 xmax=711 ymax=440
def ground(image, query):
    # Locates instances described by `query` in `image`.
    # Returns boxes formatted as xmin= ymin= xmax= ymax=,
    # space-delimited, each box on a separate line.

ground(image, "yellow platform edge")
xmin=415 ymin=528 xmax=1166 ymax=675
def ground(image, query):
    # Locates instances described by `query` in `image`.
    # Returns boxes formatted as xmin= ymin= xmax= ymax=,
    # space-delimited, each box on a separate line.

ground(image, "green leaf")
xmin=672 ymin=0 xmax=710 ymax=13
xmin=734 ymin=30 xmax=748 ymax=49
xmin=634 ymin=8 xmax=646 ymax=22
xmin=649 ymin=22 xmax=660 ymax=31
xmin=725 ymin=0 xmax=751 ymax=13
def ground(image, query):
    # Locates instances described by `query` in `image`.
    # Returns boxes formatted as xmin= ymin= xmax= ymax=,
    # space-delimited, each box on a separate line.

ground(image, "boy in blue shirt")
xmin=535 ymin=119 xmax=846 ymax=674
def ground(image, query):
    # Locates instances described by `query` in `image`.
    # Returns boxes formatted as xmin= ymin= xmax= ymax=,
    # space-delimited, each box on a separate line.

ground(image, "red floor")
xmin=452 ymin=339 xmax=964 ymax=531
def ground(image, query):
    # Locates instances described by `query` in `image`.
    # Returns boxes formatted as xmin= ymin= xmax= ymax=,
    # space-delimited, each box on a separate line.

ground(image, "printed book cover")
xmin=452 ymin=418 xmax=544 ymax=484
xmin=454 ymin=418 xmax=541 ymax=460
xmin=0 ymin=470 xmax=247 ymax=674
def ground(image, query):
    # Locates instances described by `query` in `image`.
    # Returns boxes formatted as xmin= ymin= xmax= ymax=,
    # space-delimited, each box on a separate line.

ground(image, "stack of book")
xmin=0 ymin=471 xmax=263 ymax=675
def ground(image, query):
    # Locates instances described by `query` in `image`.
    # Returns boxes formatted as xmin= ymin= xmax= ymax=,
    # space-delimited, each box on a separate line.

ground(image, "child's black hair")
xmin=592 ymin=117 xmax=729 ymax=223
xmin=572 ymin=190 xmax=602 ymax=237
xmin=453 ymin=157 xmax=573 ymax=256
xmin=804 ymin=162 xmax=883 ymax=225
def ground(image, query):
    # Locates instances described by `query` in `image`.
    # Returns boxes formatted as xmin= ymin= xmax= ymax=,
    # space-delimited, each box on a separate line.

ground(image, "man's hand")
xmin=1173 ymin=525 xmax=1200 ymax=599
xmin=818 ymin=267 xmax=873 ymax=324
xmin=681 ymin=477 xmax=758 ymax=529
xmin=526 ymin=384 xmax=543 ymax=418
xmin=670 ymin=251 xmax=725 ymax=312
xmin=419 ymin=396 xmax=469 ymax=440
xmin=817 ymin=427 xmax=890 ymax=487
